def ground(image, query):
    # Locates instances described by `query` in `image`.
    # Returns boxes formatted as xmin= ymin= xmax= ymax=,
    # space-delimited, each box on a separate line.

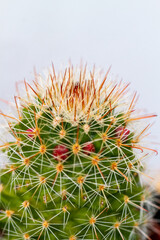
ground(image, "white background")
xmin=0 ymin=0 xmax=160 ymax=176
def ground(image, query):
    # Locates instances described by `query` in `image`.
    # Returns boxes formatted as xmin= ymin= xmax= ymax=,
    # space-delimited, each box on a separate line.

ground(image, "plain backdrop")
xmin=0 ymin=0 xmax=160 ymax=177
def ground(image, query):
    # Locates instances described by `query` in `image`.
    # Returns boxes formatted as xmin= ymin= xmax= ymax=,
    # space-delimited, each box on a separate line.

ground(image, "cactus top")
xmin=0 ymin=64 xmax=158 ymax=240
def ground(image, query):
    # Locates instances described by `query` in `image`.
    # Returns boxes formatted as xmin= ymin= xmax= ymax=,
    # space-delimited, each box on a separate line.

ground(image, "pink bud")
xmin=26 ymin=128 xmax=35 ymax=138
xmin=115 ymin=126 xmax=130 ymax=141
xmin=83 ymin=142 xmax=95 ymax=155
xmin=53 ymin=145 xmax=69 ymax=161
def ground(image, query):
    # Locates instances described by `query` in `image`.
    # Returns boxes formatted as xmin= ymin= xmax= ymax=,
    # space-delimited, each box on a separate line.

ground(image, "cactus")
xmin=0 ymin=64 xmax=158 ymax=240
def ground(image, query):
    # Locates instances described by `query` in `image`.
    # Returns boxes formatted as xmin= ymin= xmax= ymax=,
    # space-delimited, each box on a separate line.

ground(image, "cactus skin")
xmin=0 ymin=65 xmax=158 ymax=240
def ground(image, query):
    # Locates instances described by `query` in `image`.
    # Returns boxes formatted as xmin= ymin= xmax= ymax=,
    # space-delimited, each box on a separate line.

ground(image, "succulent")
xmin=0 ymin=64 xmax=158 ymax=240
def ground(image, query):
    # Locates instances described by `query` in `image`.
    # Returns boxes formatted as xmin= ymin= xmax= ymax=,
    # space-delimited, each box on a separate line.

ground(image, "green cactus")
xmin=0 ymin=65 xmax=158 ymax=240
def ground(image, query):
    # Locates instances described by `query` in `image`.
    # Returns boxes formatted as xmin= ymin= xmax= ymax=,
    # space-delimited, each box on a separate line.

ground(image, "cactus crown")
xmin=0 ymin=64 xmax=158 ymax=239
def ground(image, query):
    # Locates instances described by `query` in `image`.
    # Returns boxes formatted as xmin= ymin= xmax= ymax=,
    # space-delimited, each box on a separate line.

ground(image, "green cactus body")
xmin=0 ymin=65 xmax=158 ymax=239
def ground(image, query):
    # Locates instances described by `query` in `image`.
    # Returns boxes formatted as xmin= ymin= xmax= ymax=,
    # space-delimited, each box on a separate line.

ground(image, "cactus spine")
xmin=0 ymin=65 xmax=158 ymax=239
